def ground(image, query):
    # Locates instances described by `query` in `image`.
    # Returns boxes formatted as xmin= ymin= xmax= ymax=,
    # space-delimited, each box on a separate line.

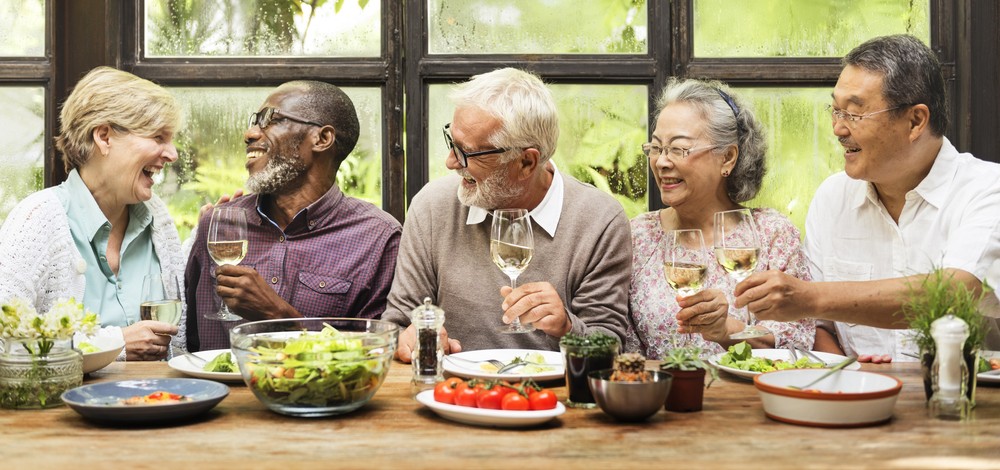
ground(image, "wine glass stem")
xmin=508 ymin=274 xmax=523 ymax=328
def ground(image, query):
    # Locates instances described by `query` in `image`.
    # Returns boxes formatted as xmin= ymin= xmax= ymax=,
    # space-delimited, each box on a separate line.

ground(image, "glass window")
xmin=0 ymin=87 xmax=45 ymax=224
xmin=0 ymin=0 xmax=45 ymax=56
xmin=428 ymin=0 xmax=647 ymax=54
xmin=693 ymin=0 xmax=929 ymax=57
xmin=427 ymin=83 xmax=648 ymax=218
xmin=163 ymin=87 xmax=382 ymax=240
xmin=737 ymin=88 xmax=842 ymax=232
xmin=144 ymin=0 xmax=380 ymax=57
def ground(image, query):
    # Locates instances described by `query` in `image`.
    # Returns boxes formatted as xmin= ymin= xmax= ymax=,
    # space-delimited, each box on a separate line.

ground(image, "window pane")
xmin=427 ymin=84 xmax=648 ymax=218
xmin=144 ymin=0 xmax=379 ymax=57
xmin=693 ymin=0 xmax=929 ymax=58
xmin=738 ymin=88 xmax=842 ymax=233
xmin=428 ymin=0 xmax=647 ymax=54
xmin=0 ymin=87 xmax=45 ymax=224
xmin=165 ymin=87 xmax=382 ymax=240
xmin=0 ymin=0 xmax=45 ymax=56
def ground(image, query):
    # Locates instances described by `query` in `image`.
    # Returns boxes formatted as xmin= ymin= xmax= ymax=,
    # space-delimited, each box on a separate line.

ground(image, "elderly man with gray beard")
xmin=381 ymin=68 xmax=632 ymax=362
xmin=184 ymin=81 xmax=401 ymax=351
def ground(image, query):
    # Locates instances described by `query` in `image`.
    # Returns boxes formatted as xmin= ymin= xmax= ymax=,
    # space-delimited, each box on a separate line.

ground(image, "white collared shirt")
xmin=465 ymin=161 xmax=564 ymax=237
xmin=805 ymin=137 xmax=1000 ymax=361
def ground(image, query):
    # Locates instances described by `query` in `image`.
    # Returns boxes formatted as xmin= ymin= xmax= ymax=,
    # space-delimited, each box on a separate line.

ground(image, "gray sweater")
xmin=382 ymin=173 xmax=632 ymax=351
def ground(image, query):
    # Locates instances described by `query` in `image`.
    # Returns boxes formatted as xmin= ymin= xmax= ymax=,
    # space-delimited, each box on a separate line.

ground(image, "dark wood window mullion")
xmin=383 ymin=0 xmax=405 ymax=222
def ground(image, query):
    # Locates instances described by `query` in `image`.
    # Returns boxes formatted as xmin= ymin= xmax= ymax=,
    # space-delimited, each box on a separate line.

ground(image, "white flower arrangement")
xmin=0 ymin=298 xmax=99 ymax=356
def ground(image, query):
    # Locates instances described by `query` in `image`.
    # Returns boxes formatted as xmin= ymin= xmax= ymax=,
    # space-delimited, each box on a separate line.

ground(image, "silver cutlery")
xmin=795 ymin=346 xmax=836 ymax=366
xmin=444 ymin=355 xmax=505 ymax=370
xmin=787 ymin=357 xmax=858 ymax=390
xmin=184 ymin=352 xmax=207 ymax=367
xmin=495 ymin=360 xmax=563 ymax=374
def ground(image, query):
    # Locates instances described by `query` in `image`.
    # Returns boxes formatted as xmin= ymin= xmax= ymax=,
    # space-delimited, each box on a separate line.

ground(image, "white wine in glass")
xmin=713 ymin=209 xmax=769 ymax=340
xmin=491 ymin=208 xmax=535 ymax=334
xmin=140 ymin=274 xmax=183 ymax=326
xmin=205 ymin=206 xmax=248 ymax=321
xmin=663 ymin=229 xmax=708 ymax=341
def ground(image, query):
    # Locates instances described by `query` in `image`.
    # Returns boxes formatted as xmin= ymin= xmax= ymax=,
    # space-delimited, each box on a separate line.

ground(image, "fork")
xmin=184 ymin=352 xmax=208 ymax=367
xmin=495 ymin=360 xmax=562 ymax=374
xmin=444 ymin=355 xmax=505 ymax=370
xmin=794 ymin=346 xmax=834 ymax=366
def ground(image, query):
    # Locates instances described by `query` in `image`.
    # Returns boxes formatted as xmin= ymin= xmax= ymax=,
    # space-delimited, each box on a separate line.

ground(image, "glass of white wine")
xmin=205 ymin=206 xmax=248 ymax=321
xmin=140 ymin=273 xmax=183 ymax=326
xmin=491 ymin=208 xmax=535 ymax=334
xmin=663 ymin=229 xmax=708 ymax=341
xmin=713 ymin=209 xmax=769 ymax=340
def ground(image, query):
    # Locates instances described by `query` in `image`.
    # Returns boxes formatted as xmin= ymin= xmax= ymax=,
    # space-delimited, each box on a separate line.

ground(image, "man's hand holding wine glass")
xmin=499 ymin=282 xmax=572 ymax=337
xmin=214 ymin=264 xmax=301 ymax=321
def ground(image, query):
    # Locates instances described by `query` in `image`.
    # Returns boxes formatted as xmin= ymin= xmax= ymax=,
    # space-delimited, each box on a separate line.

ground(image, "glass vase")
xmin=0 ymin=338 xmax=83 ymax=409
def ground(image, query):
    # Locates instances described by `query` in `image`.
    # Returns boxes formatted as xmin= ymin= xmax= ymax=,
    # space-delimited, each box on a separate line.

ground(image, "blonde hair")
xmin=449 ymin=68 xmax=559 ymax=164
xmin=55 ymin=66 xmax=182 ymax=172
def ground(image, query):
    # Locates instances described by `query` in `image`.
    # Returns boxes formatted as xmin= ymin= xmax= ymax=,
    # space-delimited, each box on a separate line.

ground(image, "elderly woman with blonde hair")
xmin=0 ymin=67 xmax=187 ymax=361
xmin=626 ymin=78 xmax=815 ymax=359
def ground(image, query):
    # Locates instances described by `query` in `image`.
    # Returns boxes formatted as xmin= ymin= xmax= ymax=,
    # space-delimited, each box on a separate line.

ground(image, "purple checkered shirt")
xmin=184 ymin=185 xmax=401 ymax=351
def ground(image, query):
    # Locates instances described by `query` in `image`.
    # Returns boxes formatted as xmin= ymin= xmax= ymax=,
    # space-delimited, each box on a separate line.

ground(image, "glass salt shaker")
xmin=929 ymin=314 xmax=971 ymax=420
xmin=410 ymin=297 xmax=445 ymax=395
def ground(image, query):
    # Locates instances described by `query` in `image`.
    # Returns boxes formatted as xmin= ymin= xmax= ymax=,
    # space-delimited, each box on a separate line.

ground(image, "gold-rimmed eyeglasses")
xmin=641 ymin=143 xmax=719 ymax=162
xmin=826 ymin=104 xmax=911 ymax=127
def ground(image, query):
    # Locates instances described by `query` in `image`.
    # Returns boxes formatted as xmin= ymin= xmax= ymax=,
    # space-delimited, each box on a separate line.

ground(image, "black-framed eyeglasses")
xmin=248 ymin=107 xmax=325 ymax=130
xmin=825 ymin=104 xmax=911 ymax=128
xmin=442 ymin=123 xmax=510 ymax=168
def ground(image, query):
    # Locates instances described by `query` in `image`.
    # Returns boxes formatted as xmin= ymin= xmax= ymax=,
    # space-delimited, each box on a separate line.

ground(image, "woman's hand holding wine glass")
xmin=491 ymin=209 xmax=535 ymax=334
xmin=205 ymin=206 xmax=248 ymax=321
xmin=713 ymin=209 xmax=769 ymax=340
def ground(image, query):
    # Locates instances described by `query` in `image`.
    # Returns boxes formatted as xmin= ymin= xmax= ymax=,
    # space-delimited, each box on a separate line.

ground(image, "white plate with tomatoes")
xmin=443 ymin=349 xmax=564 ymax=381
xmin=416 ymin=390 xmax=565 ymax=428
xmin=978 ymin=350 xmax=1000 ymax=384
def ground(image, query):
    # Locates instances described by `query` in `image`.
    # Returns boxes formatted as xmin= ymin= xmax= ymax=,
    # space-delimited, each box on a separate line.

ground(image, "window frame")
xmin=24 ymin=0 xmax=998 ymax=224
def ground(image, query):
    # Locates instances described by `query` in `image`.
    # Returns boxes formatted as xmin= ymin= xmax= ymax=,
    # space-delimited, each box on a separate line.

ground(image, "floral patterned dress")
xmin=626 ymin=208 xmax=815 ymax=359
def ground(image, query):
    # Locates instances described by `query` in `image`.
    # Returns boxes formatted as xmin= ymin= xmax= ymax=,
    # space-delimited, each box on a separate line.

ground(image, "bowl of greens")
xmin=229 ymin=318 xmax=398 ymax=417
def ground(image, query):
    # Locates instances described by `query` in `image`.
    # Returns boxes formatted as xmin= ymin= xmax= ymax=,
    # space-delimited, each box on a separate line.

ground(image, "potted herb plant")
xmin=901 ymin=268 xmax=991 ymax=405
xmin=659 ymin=344 xmax=718 ymax=412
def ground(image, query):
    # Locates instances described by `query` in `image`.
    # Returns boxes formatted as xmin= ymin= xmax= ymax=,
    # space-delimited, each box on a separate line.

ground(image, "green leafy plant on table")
xmin=659 ymin=343 xmax=718 ymax=387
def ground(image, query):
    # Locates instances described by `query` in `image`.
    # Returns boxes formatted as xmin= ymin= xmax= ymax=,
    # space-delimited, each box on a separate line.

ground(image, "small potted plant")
xmin=901 ymin=268 xmax=991 ymax=405
xmin=659 ymin=344 xmax=718 ymax=412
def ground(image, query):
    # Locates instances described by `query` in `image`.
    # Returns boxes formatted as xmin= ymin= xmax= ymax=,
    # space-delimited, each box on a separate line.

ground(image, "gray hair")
xmin=449 ymin=68 xmax=559 ymax=164
xmin=843 ymin=34 xmax=948 ymax=136
xmin=655 ymin=77 xmax=767 ymax=203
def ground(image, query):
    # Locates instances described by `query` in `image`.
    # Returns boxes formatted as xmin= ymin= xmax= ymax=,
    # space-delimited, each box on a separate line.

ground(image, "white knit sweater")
xmin=0 ymin=188 xmax=188 ymax=353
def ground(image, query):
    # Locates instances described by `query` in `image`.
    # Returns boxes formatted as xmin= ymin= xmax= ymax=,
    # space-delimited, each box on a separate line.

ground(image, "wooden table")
xmin=2 ymin=361 xmax=999 ymax=469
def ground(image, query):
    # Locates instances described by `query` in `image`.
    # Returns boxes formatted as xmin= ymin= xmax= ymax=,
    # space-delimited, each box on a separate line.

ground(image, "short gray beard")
xmin=456 ymin=163 xmax=525 ymax=209
xmin=245 ymin=146 xmax=307 ymax=195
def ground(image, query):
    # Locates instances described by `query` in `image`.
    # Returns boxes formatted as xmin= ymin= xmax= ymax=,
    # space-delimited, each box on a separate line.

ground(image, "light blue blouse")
xmin=55 ymin=170 xmax=161 ymax=327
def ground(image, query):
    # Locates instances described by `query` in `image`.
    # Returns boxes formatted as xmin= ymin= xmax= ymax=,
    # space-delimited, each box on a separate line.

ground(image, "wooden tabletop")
xmin=2 ymin=360 xmax=999 ymax=469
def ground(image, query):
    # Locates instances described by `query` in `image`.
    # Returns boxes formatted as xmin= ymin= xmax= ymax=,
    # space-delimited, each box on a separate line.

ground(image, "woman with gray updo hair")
xmin=625 ymin=77 xmax=815 ymax=359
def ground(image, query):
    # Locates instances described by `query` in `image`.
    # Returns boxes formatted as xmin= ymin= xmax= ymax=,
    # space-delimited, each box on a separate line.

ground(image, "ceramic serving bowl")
xmin=230 ymin=317 xmax=398 ymax=417
xmin=75 ymin=332 xmax=126 ymax=374
xmin=587 ymin=370 xmax=673 ymax=422
xmin=753 ymin=368 xmax=902 ymax=427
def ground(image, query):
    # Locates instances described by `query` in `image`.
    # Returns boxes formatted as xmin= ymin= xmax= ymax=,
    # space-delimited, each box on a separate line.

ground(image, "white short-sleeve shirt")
xmin=805 ymin=137 xmax=1000 ymax=361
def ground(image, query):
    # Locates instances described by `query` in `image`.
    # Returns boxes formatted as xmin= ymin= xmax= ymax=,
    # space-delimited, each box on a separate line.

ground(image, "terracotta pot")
xmin=920 ymin=351 xmax=978 ymax=407
xmin=662 ymin=368 xmax=705 ymax=412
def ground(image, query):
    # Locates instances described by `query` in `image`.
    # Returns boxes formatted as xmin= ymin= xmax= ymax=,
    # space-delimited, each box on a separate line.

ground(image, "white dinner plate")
xmin=62 ymin=378 xmax=229 ymax=425
xmin=443 ymin=349 xmax=564 ymax=381
xmin=167 ymin=349 xmax=243 ymax=383
xmin=978 ymin=350 xmax=1000 ymax=384
xmin=415 ymin=390 xmax=564 ymax=428
xmin=709 ymin=349 xmax=861 ymax=380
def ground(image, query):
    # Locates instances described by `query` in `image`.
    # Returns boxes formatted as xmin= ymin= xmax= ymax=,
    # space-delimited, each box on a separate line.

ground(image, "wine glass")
xmin=491 ymin=208 xmax=535 ymax=334
xmin=713 ymin=209 xmax=769 ymax=340
xmin=663 ymin=229 xmax=709 ymax=342
xmin=205 ymin=206 xmax=248 ymax=321
xmin=140 ymin=273 xmax=183 ymax=326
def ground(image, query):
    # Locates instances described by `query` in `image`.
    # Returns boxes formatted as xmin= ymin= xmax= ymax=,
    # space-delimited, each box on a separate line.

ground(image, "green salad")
xmin=76 ymin=342 xmax=101 ymax=354
xmin=245 ymin=325 xmax=389 ymax=407
xmin=203 ymin=352 xmax=237 ymax=373
xmin=717 ymin=341 xmax=823 ymax=373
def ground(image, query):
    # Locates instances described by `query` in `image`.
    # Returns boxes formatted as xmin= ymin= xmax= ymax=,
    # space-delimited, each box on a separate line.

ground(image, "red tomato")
xmin=501 ymin=393 xmax=530 ymax=411
xmin=442 ymin=377 xmax=464 ymax=388
xmin=476 ymin=388 xmax=504 ymax=409
xmin=454 ymin=387 xmax=479 ymax=407
xmin=434 ymin=382 xmax=457 ymax=405
xmin=528 ymin=389 xmax=558 ymax=410
xmin=492 ymin=384 xmax=517 ymax=398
